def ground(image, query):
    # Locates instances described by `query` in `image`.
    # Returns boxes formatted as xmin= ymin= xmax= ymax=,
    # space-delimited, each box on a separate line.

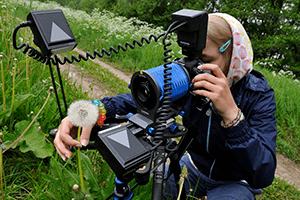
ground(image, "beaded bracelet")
xmin=220 ymin=108 xmax=245 ymax=128
xmin=90 ymin=99 xmax=107 ymax=127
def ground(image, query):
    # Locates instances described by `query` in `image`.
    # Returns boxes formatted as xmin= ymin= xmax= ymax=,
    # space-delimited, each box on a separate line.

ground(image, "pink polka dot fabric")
xmin=211 ymin=13 xmax=253 ymax=87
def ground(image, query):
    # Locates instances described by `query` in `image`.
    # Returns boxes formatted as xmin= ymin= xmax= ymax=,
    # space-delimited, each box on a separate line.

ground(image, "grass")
xmin=1 ymin=0 xmax=300 ymax=199
xmin=60 ymin=51 xmax=131 ymax=97
xmin=257 ymin=177 xmax=300 ymax=199
xmin=256 ymin=66 xmax=300 ymax=163
xmin=3 ymin=150 xmax=49 ymax=199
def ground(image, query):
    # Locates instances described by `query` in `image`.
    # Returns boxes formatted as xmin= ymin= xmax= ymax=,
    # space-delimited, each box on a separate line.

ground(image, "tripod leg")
xmin=152 ymin=147 xmax=166 ymax=200
xmin=48 ymin=61 xmax=64 ymax=120
xmin=55 ymin=61 xmax=68 ymax=116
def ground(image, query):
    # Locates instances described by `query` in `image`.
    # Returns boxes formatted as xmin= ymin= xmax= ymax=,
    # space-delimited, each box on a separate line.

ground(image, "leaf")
xmin=14 ymin=120 xmax=54 ymax=158
xmin=11 ymin=93 xmax=35 ymax=112
xmin=80 ymin=152 xmax=100 ymax=192
xmin=63 ymin=164 xmax=80 ymax=187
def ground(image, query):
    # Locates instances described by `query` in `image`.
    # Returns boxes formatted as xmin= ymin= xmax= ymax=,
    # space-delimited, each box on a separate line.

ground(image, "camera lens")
xmin=137 ymin=82 xmax=151 ymax=103
xmin=131 ymin=73 xmax=158 ymax=111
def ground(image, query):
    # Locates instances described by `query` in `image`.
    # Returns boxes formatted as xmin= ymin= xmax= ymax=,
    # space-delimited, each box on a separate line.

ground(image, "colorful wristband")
xmin=220 ymin=108 xmax=245 ymax=128
xmin=91 ymin=99 xmax=106 ymax=127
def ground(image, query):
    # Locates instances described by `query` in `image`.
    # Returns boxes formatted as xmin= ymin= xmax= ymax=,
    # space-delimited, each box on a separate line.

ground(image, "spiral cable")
xmin=13 ymin=19 xmax=187 ymax=67
xmin=13 ymin=20 xmax=166 ymax=66
xmin=13 ymin=19 xmax=187 ymax=127
xmin=13 ymin=20 xmax=169 ymax=120
xmin=153 ymin=21 xmax=182 ymax=143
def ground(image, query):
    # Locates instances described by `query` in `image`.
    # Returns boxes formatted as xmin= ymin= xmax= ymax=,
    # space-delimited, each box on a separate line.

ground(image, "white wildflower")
xmin=72 ymin=184 xmax=79 ymax=191
xmin=68 ymin=100 xmax=99 ymax=127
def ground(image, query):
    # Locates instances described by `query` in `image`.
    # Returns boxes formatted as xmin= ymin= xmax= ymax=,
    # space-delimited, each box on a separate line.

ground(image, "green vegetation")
xmin=0 ymin=0 xmax=300 ymax=199
xmin=257 ymin=66 xmax=300 ymax=163
xmin=42 ymin=0 xmax=300 ymax=78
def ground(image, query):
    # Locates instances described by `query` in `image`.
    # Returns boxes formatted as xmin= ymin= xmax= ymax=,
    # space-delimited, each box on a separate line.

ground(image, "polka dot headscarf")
xmin=211 ymin=13 xmax=253 ymax=87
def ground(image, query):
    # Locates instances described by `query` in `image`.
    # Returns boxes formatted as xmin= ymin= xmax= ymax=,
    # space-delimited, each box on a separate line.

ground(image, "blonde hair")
xmin=207 ymin=15 xmax=233 ymax=70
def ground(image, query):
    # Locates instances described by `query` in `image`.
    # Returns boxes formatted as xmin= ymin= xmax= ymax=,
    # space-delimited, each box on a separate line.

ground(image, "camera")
xmin=130 ymin=58 xmax=212 ymax=122
xmin=94 ymin=9 xmax=211 ymax=185
xmin=14 ymin=7 xmax=211 ymax=199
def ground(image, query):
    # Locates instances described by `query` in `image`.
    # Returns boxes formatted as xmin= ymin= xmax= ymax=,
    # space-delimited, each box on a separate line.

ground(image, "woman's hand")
xmin=54 ymin=116 xmax=94 ymax=161
xmin=192 ymin=63 xmax=239 ymax=124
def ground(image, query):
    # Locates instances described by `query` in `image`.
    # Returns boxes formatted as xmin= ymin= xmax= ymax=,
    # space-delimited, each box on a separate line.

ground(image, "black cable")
xmin=153 ymin=20 xmax=181 ymax=142
xmin=12 ymin=21 xmax=166 ymax=120
xmin=51 ymin=33 xmax=166 ymax=65
xmin=13 ymin=21 xmax=48 ymax=63
xmin=150 ymin=20 xmax=185 ymax=200
xmin=13 ymin=20 xmax=186 ymax=68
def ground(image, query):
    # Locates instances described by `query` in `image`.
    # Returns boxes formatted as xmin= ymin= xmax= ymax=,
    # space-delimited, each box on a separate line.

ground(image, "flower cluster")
xmin=272 ymin=69 xmax=299 ymax=82
xmin=9 ymin=0 xmax=165 ymax=42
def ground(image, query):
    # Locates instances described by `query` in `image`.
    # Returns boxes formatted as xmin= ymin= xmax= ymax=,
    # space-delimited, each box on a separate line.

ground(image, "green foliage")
xmin=49 ymin=0 xmax=300 ymax=76
xmin=44 ymin=157 xmax=82 ymax=199
xmin=10 ymin=120 xmax=53 ymax=158
xmin=80 ymin=152 xmax=100 ymax=193
xmin=256 ymin=65 xmax=300 ymax=163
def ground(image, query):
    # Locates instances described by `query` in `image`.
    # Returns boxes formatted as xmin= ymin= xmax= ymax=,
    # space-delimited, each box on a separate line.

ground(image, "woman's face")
xmin=200 ymin=38 xmax=229 ymax=76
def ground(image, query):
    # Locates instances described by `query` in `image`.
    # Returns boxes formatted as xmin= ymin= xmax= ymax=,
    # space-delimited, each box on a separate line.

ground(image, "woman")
xmin=54 ymin=13 xmax=277 ymax=200
xmin=163 ymin=13 xmax=277 ymax=199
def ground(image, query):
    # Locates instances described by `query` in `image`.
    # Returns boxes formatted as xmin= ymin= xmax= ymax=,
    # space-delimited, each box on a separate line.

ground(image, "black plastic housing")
xmin=95 ymin=121 xmax=151 ymax=180
xmin=27 ymin=9 xmax=77 ymax=56
xmin=172 ymin=9 xmax=208 ymax=59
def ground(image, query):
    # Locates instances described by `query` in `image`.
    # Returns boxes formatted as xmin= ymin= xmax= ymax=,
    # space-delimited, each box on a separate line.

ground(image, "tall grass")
xmin=1 ymin=0 xmax=300 ymax=199
xmin=0 ymin=1 xmax=90 ymax=199
xmin=257 ymin=66 xmax=300 ymax=163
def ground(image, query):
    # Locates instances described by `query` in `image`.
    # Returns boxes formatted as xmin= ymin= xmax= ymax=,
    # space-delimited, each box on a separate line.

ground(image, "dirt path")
xmin=59 ymin=48 xmax=300 ymax=190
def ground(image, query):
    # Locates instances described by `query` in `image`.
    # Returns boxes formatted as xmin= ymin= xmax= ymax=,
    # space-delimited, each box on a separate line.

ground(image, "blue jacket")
xmin=100 ymin=69 xmax=277 ymax=189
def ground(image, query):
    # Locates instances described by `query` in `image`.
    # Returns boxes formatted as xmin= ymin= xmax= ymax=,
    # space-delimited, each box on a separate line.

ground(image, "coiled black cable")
xmin=152 ymin=20 xmax=183 ymax=143
xmin=13 ymin=19 xmax=187 ymax=67
xmin=13 ymin=20 xmax=166 ymax=119
xmin=13 ymin=18 xmax=187 ymax=129
xmin=13 ymin=20 xmax=166 ymax=66
xmin=52 ymin=34 xmax=167 ymax=65
xmin=13 ymin=21 xmax=48 ymax=63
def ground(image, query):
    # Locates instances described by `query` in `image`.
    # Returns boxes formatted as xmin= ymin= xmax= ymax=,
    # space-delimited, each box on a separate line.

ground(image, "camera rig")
xmin=13 ymin=8 xmax=212 ymax=200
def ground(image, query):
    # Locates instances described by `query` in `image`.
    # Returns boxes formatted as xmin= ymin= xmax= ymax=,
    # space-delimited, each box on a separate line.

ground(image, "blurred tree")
xmin=42 ymin=0 xmax=300 ymax=76
xmin=109 ymin=0 xmax=300 ymax=75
